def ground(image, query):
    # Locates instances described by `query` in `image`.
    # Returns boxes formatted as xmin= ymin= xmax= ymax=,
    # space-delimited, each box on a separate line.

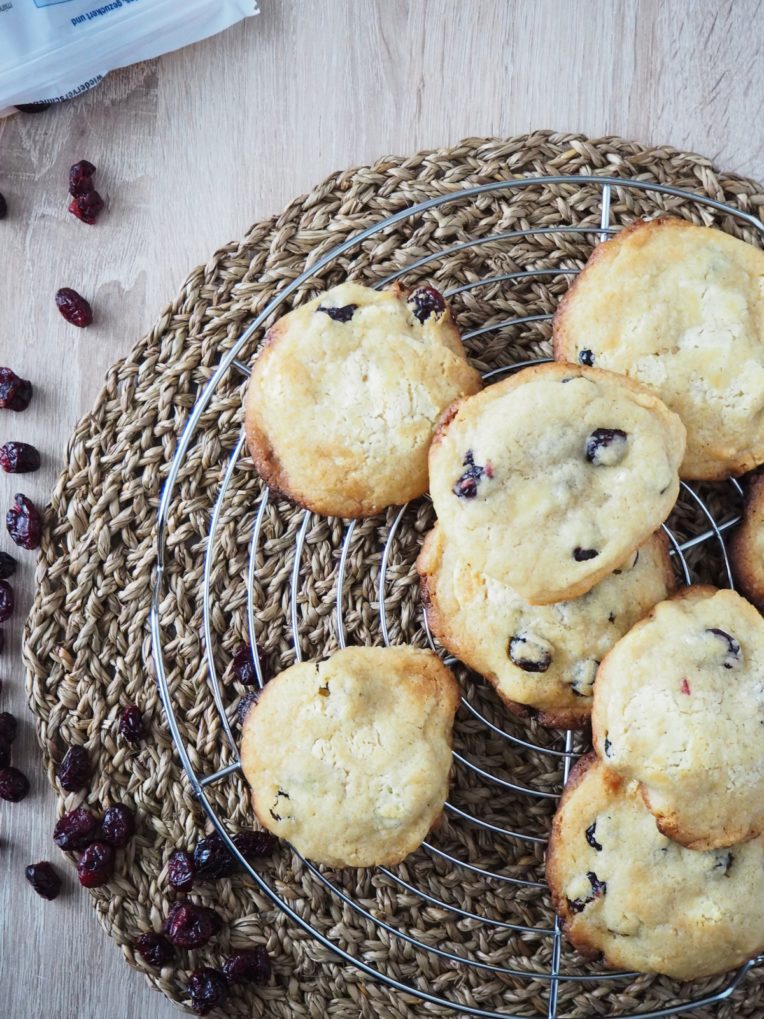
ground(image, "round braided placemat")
xmin=24 ymin=132 xmax=764 ymax=1018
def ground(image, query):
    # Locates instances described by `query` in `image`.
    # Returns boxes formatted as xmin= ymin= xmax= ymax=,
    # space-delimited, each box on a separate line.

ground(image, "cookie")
xmin=427 ymin=362 xmax=686 ymax=605
xmin=239 ymin=645 xmax=460 ymax=868
xmin=553 ymin=216 xmax=764 ymax=480
xmin=546 ymin=754 xmax=764 ymax=980
xmin=244 ymin=281 xmax=481 ymax=518
xmin=417 ymin=525 xmax=676 ymax=728
xmin=729 ymin=472 xmax=764 ymax=611
xmin=592 ymin=586 xmax=764 ymax=850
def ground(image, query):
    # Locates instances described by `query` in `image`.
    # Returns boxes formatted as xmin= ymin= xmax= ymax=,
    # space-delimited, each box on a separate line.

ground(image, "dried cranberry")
xmin=77 ymin=842 xmax=114 ymax=887
xmin=193 ymin=832 xmax=238 ymax=880
xmin=452 ymin=450 xmax=487 ymax=499
xmin=0 ymin=193 xmax=6 ymax=220
xmin=100 ymin=804 xmax=136 ymax=848
xmin=317 ymin=304 xmax=357 ymax=323
xmin=585 ymin=428 xmax=628 ymax=467
xmin=585 ymin=821 xmax=603 ymax=851
xmin=706 ymin=627 xmax=742 ymax=669
xmin=69 ymin=160 xmax=96 ymax=197
xmin=408 ymin=285 xmax=447 ymax=323
xmin=0 ymin=551 xmax=16 ymax=579
xmin=0 ymin=581 xmax=13 ymax=622
xmin=55 ymin=288 xmax=93 ymax=327
xmin=0 ymin=766 xmax=29 ymax=801
xmin=0 ymin=368 xmax=33 ymax=412
xmin=118 ymin=704 xmax=145 ymax=744
xmin=579 ymin=349 xmax=595 ymax=366
xmin=573 ymin=547 xmax=599 ymax=562
xmin=0 ymin=711 xmax=17 ymax=743
xmin=134 ymin=932 xmax=175 ymax=968
xmin=233 ymin=829 xmax=278 ymax=859
xmin=222 ymin=946 xmax=271 ymax=985
xmin=508 ymin=634 xmax=553 ymax=673
xmin=53 ymin=806 xmax=99 ymax=850
xmin=231 ymin=644 xmax=258 ymax=685
xmin=187 ymin=967 xmax=228 ymax=1015
xmin=57 ymin=745 xmax=90 ymax=791
xmin=68 ymin=190 xmax=104 ymax=225
xmin=0 ymin=442 xmax=41 ymax=474
xmin=164 ymin=902 xmax=222 ymax=949
xmin=25 ymin=861 xmax=62 ymax=900
xmin=6 ymin=493 xmax=43 ymax=549
xmin=167 ymin=849 xmax=196 ymax=891
xmin=0 ymin=738 xmax=9 ymax=770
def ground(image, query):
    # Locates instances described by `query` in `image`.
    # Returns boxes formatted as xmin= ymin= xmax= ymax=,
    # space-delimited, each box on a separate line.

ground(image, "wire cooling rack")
xmin=151 ymin=175 xmax=764 ymax=1018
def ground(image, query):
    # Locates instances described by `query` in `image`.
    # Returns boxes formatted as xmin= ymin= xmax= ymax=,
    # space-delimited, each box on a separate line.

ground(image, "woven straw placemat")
xmin=24 ymin=132 xmax=764 ymax=1018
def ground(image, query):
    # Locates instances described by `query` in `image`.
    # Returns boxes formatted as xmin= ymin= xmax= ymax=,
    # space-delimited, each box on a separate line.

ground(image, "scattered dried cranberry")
xmin=233 ymin=829 xmax=277 ymax=860
xmin=452 ymin=450 xmax=486 ymax=499
xmin=0 ymin=766 xmax=29 ymax=801
xmin=573 ymin=547 xmax=599 ymax=562
xmin=187 ymin=967 xmax=228 ymax=1015
xmin=100 ymin=804 xmax=136 ymax=848
xmin=53 ymin=806 xmax=99 ymax=850
xmin=55 ymin=287 xmax=93 ymax=327
xmin=0 ymin=711 xmax=17 ymax=743
xmin=68 ymin=190 xmax=104 ymax=225
xmin=222 ymin=946 xmax=271 ymax=985
xmin=0 ymin=738 xmax=9 ymax=770
xmin=408 ymin=285 xmax=447 ymax=323
xmin=0 ymin=581 xmax=14 ymax=622
xmin=0 ymin=442 xmax=41 ymax=474
xmin=69 ymin=160 xmax=96 ymax=197
xmin=193 ymin=832 xmax=238 ymax=880
xmin=164 ymin=901 xmax=222 ymax=949
xmin=579 ymin=349 xmax=595 ymax=366
xmin=26 ymin=861 xmax=62 ymax=900
xmin=57 ymin=745 xmax=90 ymax=792
xmin=6 ymin=493 xmax=43 ymax=549
xmin=0 ymin=193 xmax=6 ymax=220
xmin=0 ymin=551 xmax=16 ymax=579
xmin=167 ymin=849 xmax=196 ymax=891
xmin=134 ymin=932 xmax=175 ymax=968
xmin=231 ymin=644 xmax=258 ymax=685
xmin=77 ymin=842 xmax=114 ymax=887
xmin=0 ymin=368 xmax=33 ymax=412
xmin=118 ymin=704 xmax=145 ymax=744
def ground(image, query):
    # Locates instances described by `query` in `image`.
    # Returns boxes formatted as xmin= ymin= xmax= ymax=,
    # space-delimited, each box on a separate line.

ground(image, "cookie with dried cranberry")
xmin=546 ymin=754 xmax=764 ymax=980
xmin=592 ymin=586 xmax=764 ymax=850
xmin=244 ymin=281 xmax=481 ymax=518
xmin=240 ymin=646 xmax=459 ymax=867
xmin=428 ymin=362 xmax=685 ymax=605
xmin=553 ymin=216 xmax=764 ymax=480
xmin=417 ymin=525 xmax=676 ymax=728
xmin=729 ymin=472 xmax=764 ymax=611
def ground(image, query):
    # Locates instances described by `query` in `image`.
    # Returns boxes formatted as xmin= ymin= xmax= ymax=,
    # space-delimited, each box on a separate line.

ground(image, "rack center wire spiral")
xmin=151 ymin=176 xmax=764 ymax=1018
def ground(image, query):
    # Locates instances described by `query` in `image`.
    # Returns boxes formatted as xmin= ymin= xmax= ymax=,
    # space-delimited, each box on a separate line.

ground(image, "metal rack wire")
xmin=151 ymin=175 xmax=764 ymax=1018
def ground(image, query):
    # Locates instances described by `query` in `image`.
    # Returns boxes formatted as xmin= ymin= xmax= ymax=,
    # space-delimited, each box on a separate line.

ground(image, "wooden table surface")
xmin=0 ymin=1 xmax=761 ymax=1016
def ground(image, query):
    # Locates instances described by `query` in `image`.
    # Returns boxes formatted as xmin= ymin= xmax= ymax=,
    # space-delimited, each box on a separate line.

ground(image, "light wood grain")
xmin=0 ymin=1 xmax=761 ymax=1015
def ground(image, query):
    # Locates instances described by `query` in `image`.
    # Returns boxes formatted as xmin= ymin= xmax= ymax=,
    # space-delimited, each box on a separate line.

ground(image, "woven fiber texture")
xmin=24 ymin=132 xmax=764 ymax=1019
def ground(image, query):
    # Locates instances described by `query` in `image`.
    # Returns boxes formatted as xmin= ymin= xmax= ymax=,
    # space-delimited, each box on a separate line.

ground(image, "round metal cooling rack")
xmin=151 ymin=175 xmax=764 ymax=1019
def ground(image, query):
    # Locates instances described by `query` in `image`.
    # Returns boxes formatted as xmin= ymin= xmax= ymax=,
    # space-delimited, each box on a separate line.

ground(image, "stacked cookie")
xmin=544 ymin=218 xmax=764 ymax=980
xmin=237 ymin=218 xmax=764 ymax=982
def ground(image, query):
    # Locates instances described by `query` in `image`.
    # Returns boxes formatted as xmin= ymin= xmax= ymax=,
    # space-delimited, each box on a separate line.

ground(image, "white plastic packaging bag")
xmin=0 ymin=0 xmax=259 ymax=112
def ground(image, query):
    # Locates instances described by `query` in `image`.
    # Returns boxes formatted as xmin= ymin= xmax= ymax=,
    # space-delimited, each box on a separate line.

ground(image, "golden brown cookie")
xmin=417 ymin=525 xmax=676 ymax=728
xmin=244 ymin=281 xmax=481 ymax=517
xmin=240 ymin=645 xmax=460 ymax=868
xmin=427 ymin=362 xmax=685 ymax=605
xmin=592 ymin=586 xmax=764 ymax=850
xmin=546 ymin=755 xmax=764 ymax=980
xmin=553 ymin=216 xmax=764 ymax=480
xmin=730 ymin=472 xmax=764 ymax=611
